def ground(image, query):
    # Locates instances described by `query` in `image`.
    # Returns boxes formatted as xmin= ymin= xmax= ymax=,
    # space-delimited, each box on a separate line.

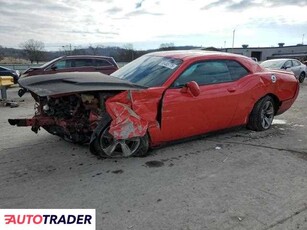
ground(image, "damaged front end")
xmin=9 ymin=91 xmax=115 ymax=143
xmin=9 ymin=72 xmax=155 ymax=157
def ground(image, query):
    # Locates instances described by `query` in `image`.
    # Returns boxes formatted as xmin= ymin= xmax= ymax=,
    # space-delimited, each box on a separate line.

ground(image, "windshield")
xmin=260 ymin=60 xmax=285 ymax=69
xmin=40 ymin=57 xmax=63 ymax=68
xmin=111 ymin=55 xmax=183 ymax=87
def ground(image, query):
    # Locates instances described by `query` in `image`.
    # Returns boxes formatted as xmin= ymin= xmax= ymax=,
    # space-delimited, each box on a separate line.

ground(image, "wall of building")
xmin=223 ymin=44 xmax=307 ymax=61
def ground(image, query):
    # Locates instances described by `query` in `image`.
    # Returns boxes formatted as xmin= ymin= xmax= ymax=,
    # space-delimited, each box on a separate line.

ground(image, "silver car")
xmin=260 ymin=59 xmax=306 ymax=83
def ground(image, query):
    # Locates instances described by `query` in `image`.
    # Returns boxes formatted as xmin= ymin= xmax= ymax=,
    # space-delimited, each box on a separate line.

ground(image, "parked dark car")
xmin=22 ymin=55 xmax=119 ymax=78
xmin=9 ymin=51 xmax=299 ymax=158
xmin=0 ymin=66 xmax=20 ymax=83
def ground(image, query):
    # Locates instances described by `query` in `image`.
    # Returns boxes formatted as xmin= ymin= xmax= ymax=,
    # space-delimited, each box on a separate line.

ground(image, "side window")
xmin=225 ymin=60 xmax=249 ymax=80
xmin=95 ymin=59 xmax=112 ymax=67
xmin=284 ymin=60 xmax=292 ymax=68
xmin=173 ymin=60 xmax=232 ymax=87
xmin=292 ymin=60 xmax=300 ymax=66
xmin=53 ymin=60 xmax=67 ymax=69
xmin=73 ymin=59 xmax=93 ymax=67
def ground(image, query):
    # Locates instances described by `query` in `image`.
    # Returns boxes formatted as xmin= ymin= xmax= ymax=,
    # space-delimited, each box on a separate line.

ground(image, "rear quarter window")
xmin=73 ymin=59 xmax=94 ymax=67
xmin=225 ymin=60 xmax=249 ymax=81
xmin=95 ymin=59 xmax=113 ymax=67
xmin=292 ymin=60 xmax=301 ymax=66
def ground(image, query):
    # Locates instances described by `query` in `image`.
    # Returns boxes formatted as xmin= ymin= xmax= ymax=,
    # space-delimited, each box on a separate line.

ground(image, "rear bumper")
xmin=276 ymin=82 xmax=299 ymax=115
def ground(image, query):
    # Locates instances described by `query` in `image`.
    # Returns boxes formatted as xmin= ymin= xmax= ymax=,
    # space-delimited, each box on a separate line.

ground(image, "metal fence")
xmin=0 ymin=64 xmax=42 ymax=72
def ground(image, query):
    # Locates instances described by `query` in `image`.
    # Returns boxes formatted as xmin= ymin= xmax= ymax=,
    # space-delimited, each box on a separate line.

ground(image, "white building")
xmin=222 ymin=43 xmax=307 ymax=61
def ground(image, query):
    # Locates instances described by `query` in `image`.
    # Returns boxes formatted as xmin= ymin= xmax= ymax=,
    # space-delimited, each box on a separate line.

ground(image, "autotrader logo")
xmin=0 ymin=209 xmax=95 ymax=230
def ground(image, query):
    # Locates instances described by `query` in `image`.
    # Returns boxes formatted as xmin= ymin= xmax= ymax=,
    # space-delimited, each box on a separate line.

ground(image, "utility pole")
xmin=302 ymin=34 xmax=305 ymax=45
xmin=232 ymin=29 xmax=236 ymax=49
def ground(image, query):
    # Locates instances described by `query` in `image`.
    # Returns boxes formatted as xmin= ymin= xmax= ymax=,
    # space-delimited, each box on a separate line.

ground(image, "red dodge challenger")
xmin=9 ymin=51 xmax=299 ymax=158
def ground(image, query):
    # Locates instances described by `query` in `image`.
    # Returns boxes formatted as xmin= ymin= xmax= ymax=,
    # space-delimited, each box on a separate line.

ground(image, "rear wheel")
xmin=247 ymin=96 xmax=275 ymax=131
xmin=95 ymin=126 xmax=149 ymax=158
xmin=299 ymin=72 xmax=305 ymax=83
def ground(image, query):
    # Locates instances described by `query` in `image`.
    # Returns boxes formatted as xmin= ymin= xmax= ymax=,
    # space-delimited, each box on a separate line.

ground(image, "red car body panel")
xmin=159 ymin=81 xmax=239 ymax=141
xmin=103 ymin=52 xmax=298 ymax=145
xmin=105 ymin=88 xmax=164 ymax=140
xmin=9 ymin=51 xmax=299 ymax=150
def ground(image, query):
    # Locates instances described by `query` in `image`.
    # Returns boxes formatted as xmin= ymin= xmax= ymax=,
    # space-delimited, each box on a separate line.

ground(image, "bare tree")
xmin=123 ymin=43 xmax=135 ymax=61
xmin=159 ymin=42 xmax=175 ymax=50
xmin=123 ymin=43 xmax=133 ymax=50
xmin=61 ymin=44 xmax=72 ymax=55
xmin=72 ymin=46 xmax=86 ymax=55
xmin=20 ymin=39 xmax=45 ymax=64
xmin=89 ymin=44 xmax=101 ymax=55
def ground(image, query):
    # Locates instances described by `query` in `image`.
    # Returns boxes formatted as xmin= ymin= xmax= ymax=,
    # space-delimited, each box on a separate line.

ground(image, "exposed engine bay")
xmin=11 ymin=92 xmax=116 ymax=144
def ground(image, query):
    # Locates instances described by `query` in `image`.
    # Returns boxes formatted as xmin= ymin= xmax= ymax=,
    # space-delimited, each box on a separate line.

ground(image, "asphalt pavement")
xmin=0 ymin=83 xmax=307 ymax=230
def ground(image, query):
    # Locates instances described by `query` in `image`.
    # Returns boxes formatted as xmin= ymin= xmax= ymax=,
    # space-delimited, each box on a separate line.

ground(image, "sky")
xmin=0 ymin=0 xmax=307 ymax=51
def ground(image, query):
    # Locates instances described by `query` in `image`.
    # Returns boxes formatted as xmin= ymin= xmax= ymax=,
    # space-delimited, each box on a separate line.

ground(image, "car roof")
xmin=263 ymin=58 xmax=298 ymax=62
xmin=63 ymin=55 xmax=114 ymax=59
xmin=146 ymin=50 xmax=251 ymax=61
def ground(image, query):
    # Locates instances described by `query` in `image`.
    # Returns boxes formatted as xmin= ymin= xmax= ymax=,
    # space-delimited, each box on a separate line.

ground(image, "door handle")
xmin=227 ymin=88 xmax=236 ymax=93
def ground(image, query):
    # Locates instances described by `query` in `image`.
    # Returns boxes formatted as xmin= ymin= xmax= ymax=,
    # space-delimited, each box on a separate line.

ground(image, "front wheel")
xmin=298 ymin=72 xmax=305 ymax=83
xmin=95 ymin=126 xmax=149 ymax=158
xmin=247 ymin=96 xmax=275 ymax=131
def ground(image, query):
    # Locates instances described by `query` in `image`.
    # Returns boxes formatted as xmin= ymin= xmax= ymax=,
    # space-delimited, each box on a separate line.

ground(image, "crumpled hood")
xmin=18 ymin=72 xmax=147 ymax=97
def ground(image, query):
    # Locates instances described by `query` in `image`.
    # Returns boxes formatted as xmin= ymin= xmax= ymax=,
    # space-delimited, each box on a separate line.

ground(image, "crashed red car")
xmin=9 ymin=51 xmax=299 ymax=158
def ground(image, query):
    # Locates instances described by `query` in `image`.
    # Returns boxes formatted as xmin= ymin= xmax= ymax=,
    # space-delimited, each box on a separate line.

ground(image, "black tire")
xmin=93 ymin=126 xmax=149 ymax=158
xmin=298 ymin=72 xmax=305 ymax=83
xmin=247 ymin=96 xmax=275 ymax=131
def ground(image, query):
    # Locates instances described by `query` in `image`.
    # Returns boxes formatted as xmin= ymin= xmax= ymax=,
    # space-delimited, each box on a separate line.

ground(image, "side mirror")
xmin=180 ymin=81 xmax=200 ymax=97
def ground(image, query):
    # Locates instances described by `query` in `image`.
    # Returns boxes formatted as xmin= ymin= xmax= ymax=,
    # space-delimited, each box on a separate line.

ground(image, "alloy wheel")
xmin=100 ymin=128 xmax=141 ymax=157
xmin=261 ymin=101 xmax=274 ymax=129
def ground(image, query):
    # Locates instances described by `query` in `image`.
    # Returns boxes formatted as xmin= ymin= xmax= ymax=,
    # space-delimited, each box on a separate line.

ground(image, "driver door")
xmin=158 ymin=60 xmax=241 ymax=142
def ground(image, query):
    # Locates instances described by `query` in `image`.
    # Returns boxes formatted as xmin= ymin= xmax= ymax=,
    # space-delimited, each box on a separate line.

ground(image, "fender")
xmin=89 ymin=113 xmax=112 ymax=154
